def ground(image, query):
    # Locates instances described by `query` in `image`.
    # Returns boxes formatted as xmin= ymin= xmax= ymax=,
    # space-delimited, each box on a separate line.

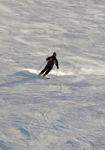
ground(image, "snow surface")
xmin=0 ymin=0 xmax=105 ymax=150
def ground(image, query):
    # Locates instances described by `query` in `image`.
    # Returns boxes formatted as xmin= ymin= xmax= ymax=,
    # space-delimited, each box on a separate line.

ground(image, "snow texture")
xmin=0 ymin=0 xmax=105 ymax=150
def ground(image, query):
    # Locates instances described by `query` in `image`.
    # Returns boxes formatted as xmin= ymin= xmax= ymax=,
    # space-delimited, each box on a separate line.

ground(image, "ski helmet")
xmin=53 ymin=52 xmax=56 ymax=56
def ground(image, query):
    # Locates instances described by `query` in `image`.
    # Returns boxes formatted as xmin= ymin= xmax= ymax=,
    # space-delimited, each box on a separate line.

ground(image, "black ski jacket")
xmin=46 ymin=55 xmax=59 ymax=69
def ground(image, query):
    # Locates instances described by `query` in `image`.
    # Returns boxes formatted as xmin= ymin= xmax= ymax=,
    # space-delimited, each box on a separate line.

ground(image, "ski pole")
xmin=38 ymin=61 xmax=46 ymax=71
xmin=56 ymin=69 xmax=58 ymax=76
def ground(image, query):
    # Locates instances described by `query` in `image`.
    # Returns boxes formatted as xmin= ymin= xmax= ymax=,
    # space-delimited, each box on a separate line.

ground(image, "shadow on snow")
xmin=0 ymin=70 xmax=41 ymax=87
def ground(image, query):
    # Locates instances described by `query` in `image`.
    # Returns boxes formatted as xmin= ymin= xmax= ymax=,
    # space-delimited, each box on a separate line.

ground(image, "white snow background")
xmin=0 ymin=0 xmax=105 ymax=150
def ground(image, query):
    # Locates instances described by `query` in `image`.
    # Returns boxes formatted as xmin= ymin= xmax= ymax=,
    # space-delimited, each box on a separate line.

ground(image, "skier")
xmin=39 ymin=52 xmax=59 ymax=76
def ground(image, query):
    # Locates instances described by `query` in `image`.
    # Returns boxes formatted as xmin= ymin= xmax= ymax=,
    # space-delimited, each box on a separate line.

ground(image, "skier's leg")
xmin=43 ymin=68 xmax=52 ymax=76
xmin=39 ymin=66 xmax=47 ymax=76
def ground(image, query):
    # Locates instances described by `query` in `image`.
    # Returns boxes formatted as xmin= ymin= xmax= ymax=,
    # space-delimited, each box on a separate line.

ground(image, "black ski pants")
xmin=40 ymin=66 xmax=52 ymax=76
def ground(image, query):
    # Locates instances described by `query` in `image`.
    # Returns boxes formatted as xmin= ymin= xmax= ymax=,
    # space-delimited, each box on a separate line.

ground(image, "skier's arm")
xmin=55 ymin=59 xmax=59 ymax=69
xmin=46 ymin=56 xmax=52 ymax=61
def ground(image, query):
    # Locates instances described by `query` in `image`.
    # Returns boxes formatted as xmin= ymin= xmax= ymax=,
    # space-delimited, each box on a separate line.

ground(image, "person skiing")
xmin=39 ymin=52 xmax=59 ymax=76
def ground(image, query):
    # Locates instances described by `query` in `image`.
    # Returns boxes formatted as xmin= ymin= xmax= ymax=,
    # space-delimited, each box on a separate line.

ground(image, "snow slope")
xmin=0 ymin=0 xmax=105 ymax=150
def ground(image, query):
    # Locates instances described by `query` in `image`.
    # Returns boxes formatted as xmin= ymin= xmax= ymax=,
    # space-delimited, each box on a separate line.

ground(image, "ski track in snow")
xmin=0 ymin=0 xmax=105 ymax=150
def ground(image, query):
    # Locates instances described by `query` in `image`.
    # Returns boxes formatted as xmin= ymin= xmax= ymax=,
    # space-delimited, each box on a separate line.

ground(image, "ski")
xmin=38 ymin=75 xmax=50 ymax=79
